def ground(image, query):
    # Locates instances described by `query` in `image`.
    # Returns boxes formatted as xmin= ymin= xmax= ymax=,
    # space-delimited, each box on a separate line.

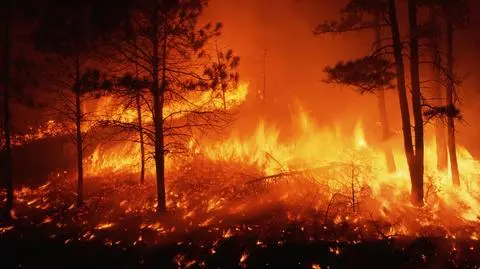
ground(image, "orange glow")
xmin=95 ymin=223 xmax=115 ymax=230
xmin=76 ymin=80 xmax=480 ymax=232
xmin=239 ymin=251 xmax=249 ymax=264
xmin=8 ymin=79 xmax=480 ymax=236
xmin=83 ymin=82 xmax=249 ymax=177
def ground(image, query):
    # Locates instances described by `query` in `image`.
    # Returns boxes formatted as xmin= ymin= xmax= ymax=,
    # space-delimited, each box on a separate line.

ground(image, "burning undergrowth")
xmin=2 ymin=96 xmax=480 ymax=268
xmin=2 ymin=153 xmax=480 ymax=242
xmin=2 ymin=148 xmax=480 ymax=268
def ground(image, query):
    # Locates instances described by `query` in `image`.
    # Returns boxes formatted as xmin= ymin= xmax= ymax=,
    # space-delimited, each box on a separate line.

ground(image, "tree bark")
xmin=152 ymin=2 xmax=167 ymax=213
xmin=74 ymin=55 xmax=84 ymax=207
xmin=387 ymin=0 xmax=417 ymax=202
xmin=434 ymin=99 xmax=448 ymax=171
xmin=374 ymin=12 xmax=396 ymax=173
xmin=446 ymin=19 xmax=460 ymax=186
xmin=3 ymin=0 xmax=14 ymax=215
xmin=158 ymin=18 xmax=168 ymax=212
xmin=408 ymin=0 xmax=425 ymax=206
xmin=134 ymin=47 xmax=145 ymax=185
xmin=136 ymin=84 xmax=146 ymax=185
xmin=432 ymin=53 xmax=448 ymax=171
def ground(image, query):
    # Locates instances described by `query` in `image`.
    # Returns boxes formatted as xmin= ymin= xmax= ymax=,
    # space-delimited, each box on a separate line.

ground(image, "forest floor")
xmin=2 ymin=219 xmax=480 ymax=269
xmin=2 ymin=172 xmax=480 ymax=269
xmin=2 ymin=179 xmax=480 ymax=269
xmin=1 ymin=140 xmax=480 ymax=268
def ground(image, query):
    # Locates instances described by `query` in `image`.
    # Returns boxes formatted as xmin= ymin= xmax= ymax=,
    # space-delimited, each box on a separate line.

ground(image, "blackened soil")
xmin=1 ymin=224 xmax=479 ymax=269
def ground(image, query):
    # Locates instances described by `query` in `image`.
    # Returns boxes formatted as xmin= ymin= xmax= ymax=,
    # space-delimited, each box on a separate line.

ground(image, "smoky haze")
xmin=202 ymin=0 xmax=480 ymax=156
xmin=203 ymin=0 xmax=377 ymax=133
xmin=6 ymin=0 xmax=480 ymax=155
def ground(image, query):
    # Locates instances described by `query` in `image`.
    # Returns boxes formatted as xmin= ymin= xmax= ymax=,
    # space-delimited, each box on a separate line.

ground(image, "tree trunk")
xmin=134 ymin=48 xmax=145 ymax=185
xmin=387 ymin=0 xmax=417 ymax=201
xmin=446 ymin=19 xmax=460 ymax=186
xmin=408 ymin=0 xmax=424 ymax=206
xmin=432 ymin=54 xmax=448 ymax=171
xmin=136 ymin=85 xmax=146 ymax=185
xmin=152 ymin=3 xmax=167 ymax=214
xmin=3 ymin=0 xmax=14 ymax=216
xmin=374 ymin=12 xmax=396 ymax=173
xmin=74 ymin=56 xmax=84 ymax=207
xmin=434 ymin=98 xmax=448 ymax=171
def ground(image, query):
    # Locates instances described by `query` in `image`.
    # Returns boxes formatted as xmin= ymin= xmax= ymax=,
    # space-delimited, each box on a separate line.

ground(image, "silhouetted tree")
xmin=317 ymin=0 xmax=425 ymax=205
xmin=420 ymin=0 xmax=469 ymax=186
xmin=108 ymin=71 xmax=151 ymax=184
xmin=1 ymin=0 xmax=14 ymax=217
xmin=440 ymin=0 xmax=468 ymax=187
xmin=1 ymin=0 xmax=40 ymax=217
xmin=407 ymin=0 xmax=425 ymax=205
xmin=316 ymin=1 xmax=397 ymax=173
xmin=107 ymin=0 xmax=239 ymax=213
xmin=374 ymin=12 xmax=396 ymax=173
xmin=427 ymin=30 xmax=449 ymax=170
xmin=445 ymin=12 xmax=459 ymax=186
xmin=133 ymin=61 xmax=147 ymax=185
xmin=34 ymin=0 xmax=120 ymax=206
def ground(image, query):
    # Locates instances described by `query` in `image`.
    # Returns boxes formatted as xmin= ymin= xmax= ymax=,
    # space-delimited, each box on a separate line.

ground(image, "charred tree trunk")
xmin=408 ymin=0 xmax=424 ymax=206
xmin=152 ymin=3 xmax=167 ymax=214
xmin=434 ymin=94 xmax=448 ymax=170
xmin=158 ymin=20 xmax=168 ymax=213
xmin=3 ymin=0 xmax=14 ymax=216
xmin=446 ymin=19 xmax=460 ymax=186
xmin=74 ymin=55 xmax=84 ymax=207
xmin=374 ymin=12 xmax=396 ymax=173
xmin=136 ymin=85 xmax=146 ymax=185
xmin=433 ymin=53 xmax=448 ymax=170
xmin=134 ymin=48 xmax=145 ymax=185
xmin=387 ymin=0 xmax=417 ymax=199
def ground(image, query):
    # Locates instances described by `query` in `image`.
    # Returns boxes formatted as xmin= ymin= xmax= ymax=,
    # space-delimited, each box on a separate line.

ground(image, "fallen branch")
xmin=245 ymin=166 xmax=335 ymax=185
xmin=264 ymin=151 xmax=288 ymax=172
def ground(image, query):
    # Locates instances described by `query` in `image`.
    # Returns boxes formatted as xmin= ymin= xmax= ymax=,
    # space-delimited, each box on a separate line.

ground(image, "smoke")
xmin=8 ymin=0 xmax=480 ymax=156
xmin=202 ymin=0 xmax=388 ymax=141
xmin=203 ymin=0 xmax=480 ymax=156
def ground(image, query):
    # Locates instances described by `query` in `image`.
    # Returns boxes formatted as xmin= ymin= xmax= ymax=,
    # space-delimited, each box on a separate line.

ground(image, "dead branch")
xmin=245 ymin=166 xmax=334 ymax=185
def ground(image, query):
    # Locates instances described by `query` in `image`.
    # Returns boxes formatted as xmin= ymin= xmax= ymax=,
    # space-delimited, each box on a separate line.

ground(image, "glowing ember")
xmin=95 ymin=223 xmax=115 ymax=230
xmin=239 ymin=251 xmax=249 ymax=264
xmin=0 ymin=226 xmax=14 ymax=234
xmin=329 ymin=246 xmax=341 ymax=255
xmin=222 ymin=228 xmax=234 ymax=238
xmin=42 ymin=216 xmax=53 ymax=224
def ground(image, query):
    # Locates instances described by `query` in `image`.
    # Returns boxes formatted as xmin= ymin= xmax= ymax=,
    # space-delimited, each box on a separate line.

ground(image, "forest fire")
xmin=84 ymin=82 xmax=249 ymax=176
xmin=3 ymin=0 xmax=480 ymax=268
xmin=7 ymin=88 xmax=480 ymax=233
xmin=73 ymin=86 xmax=480 ymax=233
xmin=71 ymin=104 xmax=480 ymax=232
xmin=4 ymin=124 xmax=480 ymax=265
